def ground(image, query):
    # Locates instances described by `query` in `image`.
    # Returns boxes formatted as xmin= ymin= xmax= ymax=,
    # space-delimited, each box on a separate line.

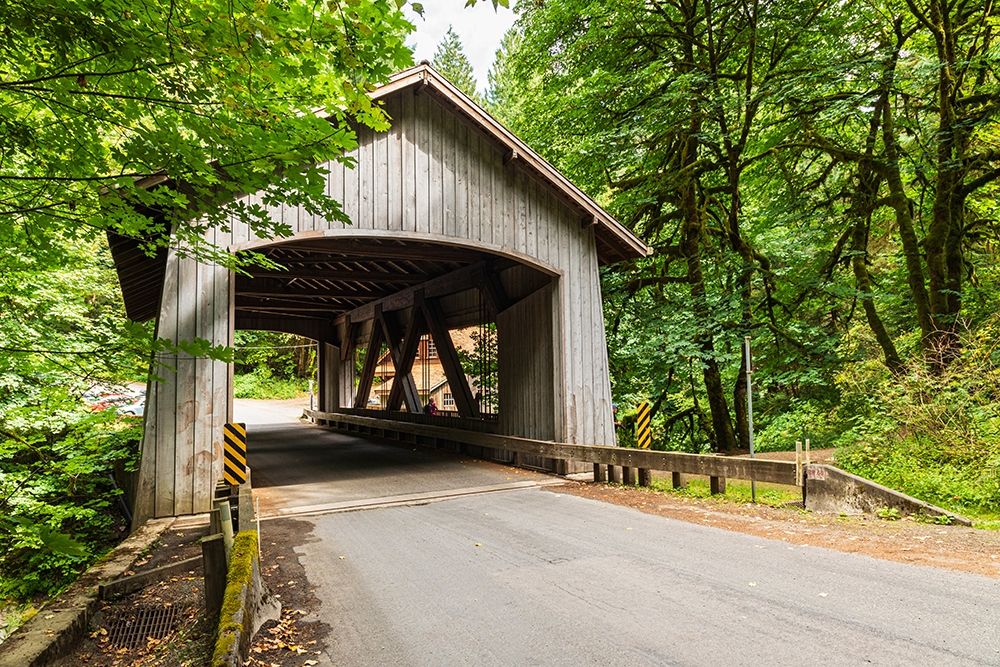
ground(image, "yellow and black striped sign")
xmin=636 ymin=401 xmax=652 ymax=449
xmin=223 ymin=422 xmax=248 ymax=486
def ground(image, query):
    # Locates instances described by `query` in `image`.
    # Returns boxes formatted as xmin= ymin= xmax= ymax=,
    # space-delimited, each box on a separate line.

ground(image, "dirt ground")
xmin=51 ymin=523 xmax=214 ymax=667
xmin=52 ymin=518 xmax=328 ymax=667
xmin=553 ymin=481 xmax=1000 ymax=579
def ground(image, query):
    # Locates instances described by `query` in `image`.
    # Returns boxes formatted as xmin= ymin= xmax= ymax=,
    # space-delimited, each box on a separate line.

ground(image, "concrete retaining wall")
xmin=212 ymin=531 xmax=280 ymax=667
xmin=805 ymin=464 xmax=971 ymax=526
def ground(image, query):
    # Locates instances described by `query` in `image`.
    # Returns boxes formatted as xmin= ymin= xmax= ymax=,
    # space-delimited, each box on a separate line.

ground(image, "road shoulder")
xmin=552 ymin=481 xmax=1000 ymax=579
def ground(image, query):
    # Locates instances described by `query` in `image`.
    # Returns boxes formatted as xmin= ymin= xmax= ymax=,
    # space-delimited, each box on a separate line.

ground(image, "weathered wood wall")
xmin=136 ymin=88 xmax=615 ymax=521
xmin=135 ymin=231 xmax=232 ymax=523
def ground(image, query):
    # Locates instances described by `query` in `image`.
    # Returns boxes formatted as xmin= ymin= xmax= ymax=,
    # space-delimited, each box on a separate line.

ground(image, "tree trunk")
xmin=882 ymin=103 xmax=934 ymax=347
xmin=679 ymin=142 xmax=738 ymax=454
xmin=851 ymin=217 xmax=904 ymax=373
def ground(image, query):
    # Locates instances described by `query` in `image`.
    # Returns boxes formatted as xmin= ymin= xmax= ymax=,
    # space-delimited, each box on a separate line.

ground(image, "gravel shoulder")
xmin=554 ymin=481 xmax=1000 ymax=579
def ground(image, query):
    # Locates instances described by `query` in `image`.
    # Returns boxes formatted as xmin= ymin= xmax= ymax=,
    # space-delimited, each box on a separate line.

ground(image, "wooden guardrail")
xmin=305 ymin=409 xmax=798 ymax=488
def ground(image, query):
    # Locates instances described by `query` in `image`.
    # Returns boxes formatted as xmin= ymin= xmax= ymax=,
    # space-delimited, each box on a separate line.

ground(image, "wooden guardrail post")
xmin=671 ymin=471 xmax=685 ymax=488
xmin=238 ymin=483 xmax=254 ymax=533
xmin=622 ymin=466 xmax=634 ymax=485
xmin=710 ymin=476 xmax=726 ymax=495
xmin=607 ymin=465 xmax=620 ymax=483
xmin=593 ymin=463 xmax=607 ymax=482
xmin=214 ymin=499 xmax=234 ymax=556
xmin=201 ymin=534 xmax=226 ymax=618
xmin=638 ymin=468 xmax=652 ymax=486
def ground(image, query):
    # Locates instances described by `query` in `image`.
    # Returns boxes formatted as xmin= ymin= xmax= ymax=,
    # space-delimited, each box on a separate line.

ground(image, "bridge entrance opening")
xmin=234 ymin=235 xmax=550 ymax=433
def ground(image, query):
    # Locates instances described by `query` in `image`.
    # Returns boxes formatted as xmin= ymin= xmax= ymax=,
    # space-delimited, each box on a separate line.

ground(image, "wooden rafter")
xmin=270 ymin=244 xmax=476 ymax=262
xmin=480 ymin=267 xmax=510 ymax=316
xmin=338 ymin=260 xmax=514 ymax=326
xmin=246 ymin=268 xmax=428 ymax=283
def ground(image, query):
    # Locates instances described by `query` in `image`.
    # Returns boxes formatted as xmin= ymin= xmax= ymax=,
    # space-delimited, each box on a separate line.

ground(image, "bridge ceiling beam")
xmin=245 ymin=268 xmax=429 ymax=284
xmin=338 ymin=260 xmax=513 ymax=326
xmin=266 ymin=243 xmax=476 ymax=263
xmin=238 ymin=286 xmax=378 ymax=300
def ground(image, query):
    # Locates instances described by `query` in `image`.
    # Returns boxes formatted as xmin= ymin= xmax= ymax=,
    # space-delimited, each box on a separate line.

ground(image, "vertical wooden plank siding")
xmin=140 ymin=89 xmax=617 ymax=519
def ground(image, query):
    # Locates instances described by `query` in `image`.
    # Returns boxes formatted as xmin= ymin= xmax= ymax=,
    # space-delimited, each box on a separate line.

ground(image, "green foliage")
xmin=0 ymin=395 xmax=140 ymax=600
xmin=875 ymin=507 xmax=902 ymax=521
xmin=0 ymin=0 xmax=414 ymax=268
xmin=232 ymin=331 xmax=314 ymax=399
xmin=649 ymin=478 xmax=801 ymax=509
xmin=755 ymin=401 xmax=839 ymax=453
xmin=489 ymin=0 xmax=1000 ymax=505
xmin=834 ymin=323 xmax=1000 ymax=516
xmin=0 ymin=233 xmax=148 ymax=601
xmin=233 ymin=368 xmax=308 ymax=400
xmin=432 ymin=26 xmax=482 ymax=104
xmin=455 ymin=325 xmax=498 ymax=412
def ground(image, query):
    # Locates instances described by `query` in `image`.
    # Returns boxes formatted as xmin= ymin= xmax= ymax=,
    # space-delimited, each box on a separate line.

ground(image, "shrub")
xmin=832 ymin=321 xmax=1000 ymax=516
xmin=233 ymin=367 xmax=307 ymax=400
xmin=0 ymin=394 xmax=140 ymax=600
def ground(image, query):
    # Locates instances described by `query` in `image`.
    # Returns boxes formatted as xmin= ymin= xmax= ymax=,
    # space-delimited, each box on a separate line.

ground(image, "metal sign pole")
xmin=744 ymin=336 xmax=756 ymax=503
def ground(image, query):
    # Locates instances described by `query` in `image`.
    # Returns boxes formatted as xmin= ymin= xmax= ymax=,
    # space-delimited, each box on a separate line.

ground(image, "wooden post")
xmin=421 ymin=298 xmax=480 ymax=418
xmin=805 ymin=438 xmax=811 ymax=467
xmin=214 ymin=499 xmax=234 ymax=556
xmin=622 ymin=466 xmax=634 ymax=485
xmin=638 ymin=468 xmax=652 ymax=487
xmin=379 ymin=308 xmax=423 ymax=413
xmin=593 ymin=463 xmax=607 ymax=483
xmin=710 ymin=476 xmax=726 ymax=495
xmin=201 ymin=534 xmax=226 ymax=618
xmin=209 ymin=507 xmax=221 ymax=535
xmin=795 ymin=440 xmax=803 ymax=487
xmin=237 ymin=483 xmax=253 ymax=533
xmin=607 ymin=465 xmax=620 ymax=483
xmin=671 ymin=471 xmax=685 ymax=489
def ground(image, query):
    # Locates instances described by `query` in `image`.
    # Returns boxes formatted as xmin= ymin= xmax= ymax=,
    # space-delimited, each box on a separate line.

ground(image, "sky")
xmin=404 ymin=0 xmax=517 ymax=93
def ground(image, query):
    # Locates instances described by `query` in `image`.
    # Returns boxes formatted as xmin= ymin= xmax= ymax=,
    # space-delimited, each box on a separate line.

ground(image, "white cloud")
xmin=405 ymin=0 xmax=517 ymax=93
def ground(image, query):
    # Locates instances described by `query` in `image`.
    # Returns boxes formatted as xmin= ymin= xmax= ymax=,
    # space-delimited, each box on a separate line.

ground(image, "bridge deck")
xmin=246 ymin=421 xmax=553 ymax=518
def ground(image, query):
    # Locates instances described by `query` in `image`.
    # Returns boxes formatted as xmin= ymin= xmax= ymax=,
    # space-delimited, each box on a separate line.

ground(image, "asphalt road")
xmin=243 ymin=413 xmax=999 ymax=665
xmin=293 ymin=488 xmax=1000 ymax=666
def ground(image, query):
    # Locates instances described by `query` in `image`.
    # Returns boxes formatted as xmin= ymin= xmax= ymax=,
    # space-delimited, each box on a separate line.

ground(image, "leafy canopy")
xmin=0 ymin=0 xmax=414 ymax=266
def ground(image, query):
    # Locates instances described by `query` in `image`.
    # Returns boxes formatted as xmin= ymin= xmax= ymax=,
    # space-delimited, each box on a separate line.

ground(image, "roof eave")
xmin=375 ymin=64 xmax=652 ymax=262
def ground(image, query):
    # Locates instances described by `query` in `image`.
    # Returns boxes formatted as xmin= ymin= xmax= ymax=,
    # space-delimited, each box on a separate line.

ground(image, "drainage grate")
xmin=106 ymin=604 xmax=180 ymax=648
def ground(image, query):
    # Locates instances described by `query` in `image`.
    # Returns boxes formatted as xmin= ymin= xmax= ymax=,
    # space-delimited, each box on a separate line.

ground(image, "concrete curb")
xmin=805 ymin=465 xmax=972 ymax=526
xmin=212 ymin=531 xmax=280 ymax=667
xmin=0 ymin=517 xmax=175 ymax=667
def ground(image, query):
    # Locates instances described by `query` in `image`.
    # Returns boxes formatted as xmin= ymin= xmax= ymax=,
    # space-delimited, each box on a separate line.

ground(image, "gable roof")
xmin=111 ymin=65 xmax=650 ymax=321
xmin=373 ymin=64 xmax=651 ymax=263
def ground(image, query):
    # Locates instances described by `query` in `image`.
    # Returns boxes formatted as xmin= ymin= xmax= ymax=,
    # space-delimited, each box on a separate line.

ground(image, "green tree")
xmin=0 ymin=0 xmax=413 ymax=267
xmin=490 ymin=0 xmax=1000 ymax=452
xmin=432 ymin=26 xmax=481 ymax=103
xmin=0 ymin=0 xmax=415 ymax=602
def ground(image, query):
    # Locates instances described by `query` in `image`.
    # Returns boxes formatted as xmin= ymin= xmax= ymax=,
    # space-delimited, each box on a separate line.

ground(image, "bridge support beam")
xmin=133 ymin=250 xmax=232 ymax=527
xmin=318 ymin=342 xmax=341 ymax=412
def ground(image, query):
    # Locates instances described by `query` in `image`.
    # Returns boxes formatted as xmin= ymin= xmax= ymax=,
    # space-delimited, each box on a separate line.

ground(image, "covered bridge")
xmin=111 ymin=64 xmax=650 ymax=522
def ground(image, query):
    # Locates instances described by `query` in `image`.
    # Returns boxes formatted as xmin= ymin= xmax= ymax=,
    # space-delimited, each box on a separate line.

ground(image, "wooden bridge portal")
xmin=111 ymin=65 xmax=649 ymax=523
